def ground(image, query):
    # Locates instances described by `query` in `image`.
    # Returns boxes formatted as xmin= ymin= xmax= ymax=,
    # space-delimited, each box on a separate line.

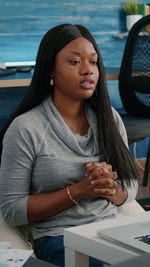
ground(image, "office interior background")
xmin=0 ymin=0 xmax=149 ymax=158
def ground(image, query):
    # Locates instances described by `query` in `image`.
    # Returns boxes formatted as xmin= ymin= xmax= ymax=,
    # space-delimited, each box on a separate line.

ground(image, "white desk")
xmin=64 ymin=211 xmax=150 ymax=267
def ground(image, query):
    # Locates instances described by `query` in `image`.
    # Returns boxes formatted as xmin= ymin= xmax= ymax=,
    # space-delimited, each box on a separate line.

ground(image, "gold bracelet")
xmin=66 ymin=186 xmax=78 ymax=205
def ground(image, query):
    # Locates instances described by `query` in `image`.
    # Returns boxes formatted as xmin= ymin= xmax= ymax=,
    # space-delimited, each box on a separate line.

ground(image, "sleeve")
xmin=0 ymin=117 xmax=36 ymax=226
xmin=123 ymin=179 xmax=138 ymax=204
xmin=111 ymin=107 xmax=138 ymax=203
xmin=111 ymin=107 xmax=128 ymax=148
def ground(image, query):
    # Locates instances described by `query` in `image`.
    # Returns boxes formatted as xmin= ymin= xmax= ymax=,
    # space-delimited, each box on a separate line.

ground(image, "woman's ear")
xmin=50 ymin=65 xmax=55 ymax=78
xmin=50 ymin=71 xmax=54 ymax=78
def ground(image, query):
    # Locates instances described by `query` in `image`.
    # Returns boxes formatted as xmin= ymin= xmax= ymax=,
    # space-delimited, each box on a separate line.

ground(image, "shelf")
xmin=113 ymin=32 xmax=128 ymax=39
xmin=113 ymin=31 xmax=150 ymax=39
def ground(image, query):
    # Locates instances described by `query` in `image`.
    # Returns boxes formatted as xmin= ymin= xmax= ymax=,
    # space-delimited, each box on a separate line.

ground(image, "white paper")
xmin=0 ymin=243 xmax=11 ymax=249
xmin=0 ymin=248 xmax=33 ymax=267
xmin=0 ymin=63 xmax=6 ymax=69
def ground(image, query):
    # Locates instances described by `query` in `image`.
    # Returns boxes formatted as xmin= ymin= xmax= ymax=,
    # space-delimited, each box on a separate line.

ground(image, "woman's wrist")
xmin=66 ymin=186 xmax=78 ymax=205
xmin=106 ymin=183 xmax=128 ymax=206
xmin=66 ymin=182 xmax=85 ymax=204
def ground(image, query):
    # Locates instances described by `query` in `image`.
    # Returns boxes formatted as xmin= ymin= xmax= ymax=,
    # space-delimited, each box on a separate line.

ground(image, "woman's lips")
xmin=80 ymin=79 xmax=95 ymax=89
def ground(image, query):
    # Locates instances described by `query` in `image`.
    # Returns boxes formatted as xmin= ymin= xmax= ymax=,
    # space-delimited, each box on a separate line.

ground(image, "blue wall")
xmin=0 ymin=0 xmax=130 ymax=66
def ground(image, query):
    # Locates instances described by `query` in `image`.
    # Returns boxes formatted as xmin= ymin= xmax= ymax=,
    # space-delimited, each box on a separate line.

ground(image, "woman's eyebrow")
xmin=70 ymin=51 xmax=97 ymax=56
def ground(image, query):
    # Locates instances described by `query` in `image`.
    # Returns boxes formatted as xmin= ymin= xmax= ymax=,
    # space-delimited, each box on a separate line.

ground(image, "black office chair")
xmin=119 ymin=15 xmax=150 ymax=210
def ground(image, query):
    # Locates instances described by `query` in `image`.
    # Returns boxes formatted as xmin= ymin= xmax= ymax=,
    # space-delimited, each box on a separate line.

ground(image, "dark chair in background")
xmin=119 ymin=15 xmax=150 ymax=210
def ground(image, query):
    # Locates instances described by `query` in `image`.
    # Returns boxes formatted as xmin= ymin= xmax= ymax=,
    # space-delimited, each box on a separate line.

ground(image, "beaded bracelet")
xmin=67 ymin=186 xmax=78 ymax=205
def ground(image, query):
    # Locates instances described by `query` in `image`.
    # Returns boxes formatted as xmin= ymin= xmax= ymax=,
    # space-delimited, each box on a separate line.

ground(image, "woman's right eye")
xmin=69 ymin=60 xmax=80 ymax=65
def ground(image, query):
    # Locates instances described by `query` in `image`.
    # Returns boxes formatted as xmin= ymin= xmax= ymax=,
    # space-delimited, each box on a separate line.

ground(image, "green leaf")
xmin=123 ymin=0 xmax=140 ymax=15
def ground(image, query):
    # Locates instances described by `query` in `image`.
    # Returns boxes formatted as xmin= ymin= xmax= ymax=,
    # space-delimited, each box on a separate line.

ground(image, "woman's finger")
xmin=90 ymin=177 xmax=117 ymax=189
xmin=94 ymin=187 xmax=116 ymax=196
xmin=87 ymin=167 xmax=117 ymax=181
xmin=86 ymin=162 xmax=107 ymax=172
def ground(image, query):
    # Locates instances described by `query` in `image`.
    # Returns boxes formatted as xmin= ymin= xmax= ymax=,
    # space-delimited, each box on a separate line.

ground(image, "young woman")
xmin=0 ymin=24 xmax=138 ymax=267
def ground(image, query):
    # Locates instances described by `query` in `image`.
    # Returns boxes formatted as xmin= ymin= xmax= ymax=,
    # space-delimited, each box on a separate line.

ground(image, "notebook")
xmin=97 ymin=220 xmax=150 ymax=253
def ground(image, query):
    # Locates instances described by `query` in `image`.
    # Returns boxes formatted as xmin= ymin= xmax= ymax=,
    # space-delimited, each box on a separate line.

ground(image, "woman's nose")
xmin=79 ymin=62 xmax=93 ymax=75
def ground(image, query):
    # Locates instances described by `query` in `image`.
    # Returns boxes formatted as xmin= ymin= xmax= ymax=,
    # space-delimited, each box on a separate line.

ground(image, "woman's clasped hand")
xmin=85 ymin=162 xmax=118 ymax=197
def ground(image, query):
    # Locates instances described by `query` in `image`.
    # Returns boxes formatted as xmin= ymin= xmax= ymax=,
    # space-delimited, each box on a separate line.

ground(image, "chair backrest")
xmin=119 ymin=15 xmax=150 ymax=118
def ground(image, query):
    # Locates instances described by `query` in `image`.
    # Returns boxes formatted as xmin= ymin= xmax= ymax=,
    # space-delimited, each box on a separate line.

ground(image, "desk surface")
xmin=105 ymin=66 xmax=120 ymax=81
xmin=24 ymin=257 xmax=57 ymax=267
xmin=0 ymin=69 xmax=34 ymax=88
xmin=64 ymin=211 xmax=150 ymax=267
xmin=111 ymin=253 xmax=150 ymax=267
xmin=0 ymin=67 xmax=119 ymax=88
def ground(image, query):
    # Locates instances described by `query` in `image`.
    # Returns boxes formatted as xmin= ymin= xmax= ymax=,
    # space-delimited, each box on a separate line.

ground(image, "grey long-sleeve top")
xmin=0 ymin=97 xmax=138 ymax=239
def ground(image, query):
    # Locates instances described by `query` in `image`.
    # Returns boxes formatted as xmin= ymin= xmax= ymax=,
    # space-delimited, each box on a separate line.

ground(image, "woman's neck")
xmin=52 ymin=96 xmax=89 ymax=135
xmin=53 ymin=95 xmax=85 ymax=119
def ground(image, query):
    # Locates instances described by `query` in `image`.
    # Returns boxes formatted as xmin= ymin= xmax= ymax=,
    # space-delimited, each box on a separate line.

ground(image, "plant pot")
xmin=126 ymin=15 xmax=142 ymax=31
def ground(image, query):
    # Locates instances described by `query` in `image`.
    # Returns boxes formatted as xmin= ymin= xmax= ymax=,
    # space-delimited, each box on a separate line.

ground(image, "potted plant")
xmin=123 ymin=0 xmax=142 ymax=31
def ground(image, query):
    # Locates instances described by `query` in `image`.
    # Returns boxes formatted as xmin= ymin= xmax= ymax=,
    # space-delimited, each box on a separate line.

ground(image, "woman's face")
xmin=52 ymin=37 xmax=99 ymax=102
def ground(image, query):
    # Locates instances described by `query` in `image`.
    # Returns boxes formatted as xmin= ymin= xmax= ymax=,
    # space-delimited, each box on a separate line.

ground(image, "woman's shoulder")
xmin=5 ymin=102 xmax=48 ymax=139
xmin=111 ymin=106 xmax=128 ymax=146
xmin=111 ymin=106 xmax=123 ymax=125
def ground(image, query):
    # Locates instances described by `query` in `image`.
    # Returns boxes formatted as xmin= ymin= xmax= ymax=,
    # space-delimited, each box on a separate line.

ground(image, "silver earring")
xmin=50 ymin=78 xmax=54 ymax=86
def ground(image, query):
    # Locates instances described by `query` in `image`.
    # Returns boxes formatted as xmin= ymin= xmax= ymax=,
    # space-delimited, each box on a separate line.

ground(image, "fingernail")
xmin=86 ymin=162 xmax=92 ymax=166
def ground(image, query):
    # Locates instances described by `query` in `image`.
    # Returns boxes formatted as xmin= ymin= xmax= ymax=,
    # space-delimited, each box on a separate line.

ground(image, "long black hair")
xmin=0 ymin=23 xmax=138 ymax=186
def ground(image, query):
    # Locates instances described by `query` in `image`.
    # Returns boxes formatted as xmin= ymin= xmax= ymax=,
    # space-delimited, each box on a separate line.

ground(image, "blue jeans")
xmin=34 ymin=235 xmax=107 ymax=267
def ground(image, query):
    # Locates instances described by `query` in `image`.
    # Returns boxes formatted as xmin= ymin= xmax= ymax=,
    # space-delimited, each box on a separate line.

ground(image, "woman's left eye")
xmin=91 ymin=61 xmax=98 ymax=65
xmin=70 ymin=61 xmax=80 ymax=65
